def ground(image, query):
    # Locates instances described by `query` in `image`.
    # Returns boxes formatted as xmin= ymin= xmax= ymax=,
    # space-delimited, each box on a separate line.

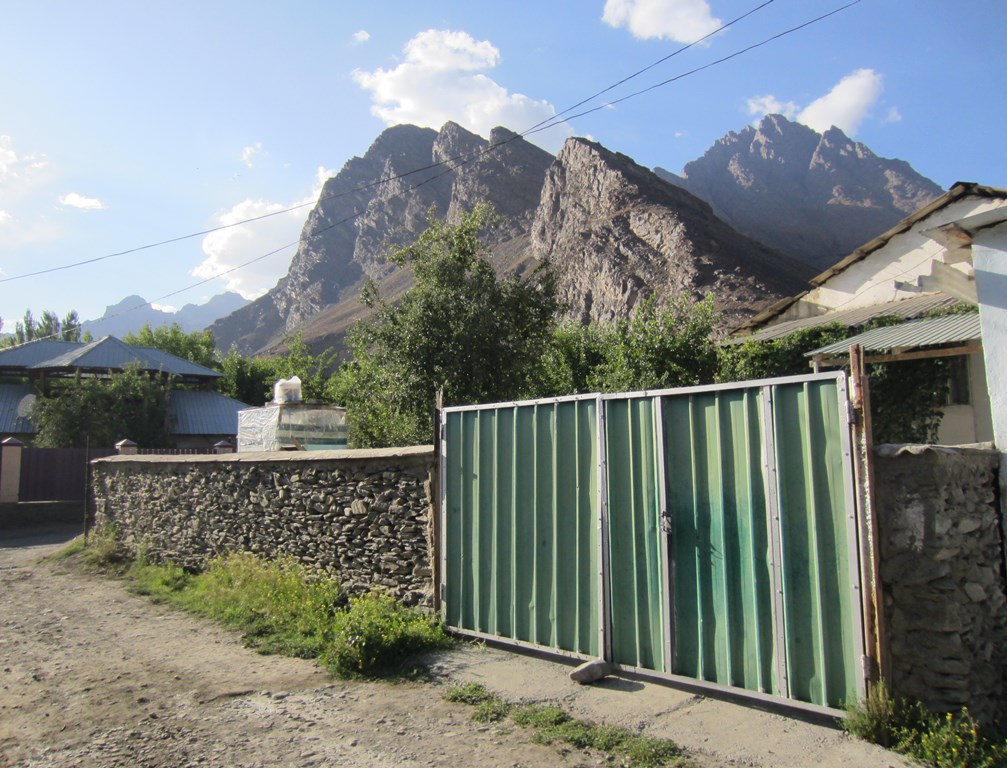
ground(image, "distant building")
xmin=0 ymin=335 xmax=247 ymax=448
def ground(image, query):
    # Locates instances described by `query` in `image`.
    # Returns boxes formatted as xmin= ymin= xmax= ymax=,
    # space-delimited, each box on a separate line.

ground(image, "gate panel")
xmin=604 ymin=397 xmax=664 ymax=671
xmin=772 ymin=379 xmax=861 ymax=707
xmin=663 ymin=389 xmax=776 ymax=693
xmin=443 ymin=399 xmax=600 ymax=656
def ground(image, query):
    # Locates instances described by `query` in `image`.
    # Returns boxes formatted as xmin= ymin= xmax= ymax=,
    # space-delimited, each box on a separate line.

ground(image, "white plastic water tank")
xmin=273 ymin=375 xmax=302 ymax=403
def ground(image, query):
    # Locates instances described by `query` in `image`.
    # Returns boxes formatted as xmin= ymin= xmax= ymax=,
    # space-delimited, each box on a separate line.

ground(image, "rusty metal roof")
xmin=806 ymin=313 xmax=982 ymax=358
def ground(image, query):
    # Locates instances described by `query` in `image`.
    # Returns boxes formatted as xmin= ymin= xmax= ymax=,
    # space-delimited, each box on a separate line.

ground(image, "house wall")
xmin=874 ymin=445 xmax=1007 ymax=725
xmin=91 ymin=447 xmax=436 ymax=607
xmin=973 ymin=223 xmax=1007 ymax=453
xmin=774 ymin=196 xmax=1007 ymax=323
xmin=936 ymin=352 xmax=994 ymax=445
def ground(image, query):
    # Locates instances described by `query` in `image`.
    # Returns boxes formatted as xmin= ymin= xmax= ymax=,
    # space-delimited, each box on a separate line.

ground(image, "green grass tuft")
xmin=443 ymin=687 xmax=690 ymax=767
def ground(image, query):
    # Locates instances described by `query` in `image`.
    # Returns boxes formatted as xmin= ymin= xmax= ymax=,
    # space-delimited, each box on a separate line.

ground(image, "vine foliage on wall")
xmin=717 ymin=305 xmax=977 ymax=444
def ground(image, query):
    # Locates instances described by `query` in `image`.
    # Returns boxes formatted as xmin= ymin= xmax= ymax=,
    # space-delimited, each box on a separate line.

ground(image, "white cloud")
xmin=797 ymin=69 xmax=883 ymax=136
xmin=150 ymin=303 xmax=177 ymax=313
xmin=352 ymin=30 xmax=370 ymax=45
xmin=746 ymin=69 xmax=884 ymax=137
xmin=602 ymin=0 xmax=721 ymax=43
xmin=192 ymin=166 xmax=335 ymax=300
xmin=884 ymin=106 xmax=902 ymax=124
xmin=352 ymin=29 xmax=569 ymax=152
xmin=0 ymin=210 xmax=11 ymax=225
xmin=241 ymin=142 xmax=263 ymax=168
xmin=58 ymin=192 xmax=107 ymax=210
xmin=746 ymin=95 xmax=799 ymax=122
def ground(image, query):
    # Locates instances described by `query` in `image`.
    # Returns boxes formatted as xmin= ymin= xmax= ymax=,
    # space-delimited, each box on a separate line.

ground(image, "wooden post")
xmin=849 ymin=344 xmax=888 ymax=689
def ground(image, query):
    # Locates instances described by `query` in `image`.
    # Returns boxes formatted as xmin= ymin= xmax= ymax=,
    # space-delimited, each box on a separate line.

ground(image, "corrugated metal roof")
xmin=806 ymin=313 xmax=982 ymax=358
xmin=0 ymin=336 xmax=220 ymax=379
xmin=0 ymin=382 xmax=37 ymax=434
xmin=724 ymin=293 xmax=960 ymax=345
xmin=167 ymin=390 xmax=248 ymax=435
xmin=0 ymin=340 xmax=81 ymax=368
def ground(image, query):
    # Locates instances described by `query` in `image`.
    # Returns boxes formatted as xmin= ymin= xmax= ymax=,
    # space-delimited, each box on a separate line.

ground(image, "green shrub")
xmin=472 ymin=698 xmax=512 ymax=723
xmin=845 ymin=684 xmax=1007 ymax=768
xmin=325 ymin=591 xmax=452 ymax=676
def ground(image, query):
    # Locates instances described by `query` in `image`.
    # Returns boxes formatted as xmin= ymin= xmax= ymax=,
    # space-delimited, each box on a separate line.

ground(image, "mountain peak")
xmin=665 ymin=114 xmax=942 ymax=268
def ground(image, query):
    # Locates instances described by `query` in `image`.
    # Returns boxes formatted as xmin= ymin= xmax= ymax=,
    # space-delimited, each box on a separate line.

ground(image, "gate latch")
xmin=659 ymin=509 xmax=672 ymax=534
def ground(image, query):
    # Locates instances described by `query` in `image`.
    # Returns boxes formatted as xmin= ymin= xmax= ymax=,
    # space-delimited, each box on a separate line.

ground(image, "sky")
xmin=1 ymin=0 xmax=1005 ymax=331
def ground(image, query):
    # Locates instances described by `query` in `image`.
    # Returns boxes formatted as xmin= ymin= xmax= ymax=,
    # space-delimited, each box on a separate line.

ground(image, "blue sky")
xmin=2 ymin=0 xmax=1005 ymax=330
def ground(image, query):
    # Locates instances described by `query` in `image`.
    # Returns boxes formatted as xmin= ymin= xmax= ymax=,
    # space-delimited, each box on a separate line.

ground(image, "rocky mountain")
xmin=83 ymin=292 xmax=248 ymax=339
xmin=212 ymin=115 xmax=941 ymax=356
xmin=533 ymin=138 xmax=812 ymax=327
xmin=655 ymin=114 xmax=942 ymax=270
xmin=211 ymin=122 xmax=553 ymax=354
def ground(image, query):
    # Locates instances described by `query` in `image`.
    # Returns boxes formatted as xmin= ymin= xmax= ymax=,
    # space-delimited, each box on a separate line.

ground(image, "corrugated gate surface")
xmin=19 ymin=447 xmax=116 ymax=501
xmin=441 ymin=373 xmax=865 ymax=711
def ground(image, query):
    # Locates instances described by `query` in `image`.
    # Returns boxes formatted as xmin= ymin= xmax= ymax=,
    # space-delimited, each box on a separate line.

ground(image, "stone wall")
xmin=874 ymin=444 xmax=1007 ymax=724
xmin=91 ymin=447 xmax=435 ymax=607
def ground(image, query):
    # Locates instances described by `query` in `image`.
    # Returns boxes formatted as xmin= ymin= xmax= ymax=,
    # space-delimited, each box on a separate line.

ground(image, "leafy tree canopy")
xmin=335 ymin=204 xmax=559 ymax=447
xmin=217 ymin=334 xmax=336 ymax=406
xmin=531 ymin=296 xmax=718 ymax=397
xmin=32 ymin=365 xmax=172 ymax=448
xmin=7 ymin=308 xmax=88 ymax=346
xmin=122 ymin=323 xmax=219 ymax=370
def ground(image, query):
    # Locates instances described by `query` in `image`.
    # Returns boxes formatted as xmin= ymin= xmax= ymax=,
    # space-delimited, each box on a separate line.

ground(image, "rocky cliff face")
xmin=211 ymin=123 xmax=553 ymax=354
xmin=533 ymin=138 xmax=813 ymax=328
xmin=656 ymin=114 xmax=943 ymax=270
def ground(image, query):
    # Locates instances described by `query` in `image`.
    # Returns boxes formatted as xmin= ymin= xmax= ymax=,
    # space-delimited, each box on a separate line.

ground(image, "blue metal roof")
xmin=167 ymin=390 xmax=247 ymax=436
xmin=0 ymin=382 xmax=36 ymax=434
xmin=0 ymin=336 xmax=221 ymax=380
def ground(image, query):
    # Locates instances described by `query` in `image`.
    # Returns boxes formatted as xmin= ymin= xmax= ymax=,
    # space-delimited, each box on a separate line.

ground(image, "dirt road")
xmin=0 ymin=525 xmax=902 ymax=768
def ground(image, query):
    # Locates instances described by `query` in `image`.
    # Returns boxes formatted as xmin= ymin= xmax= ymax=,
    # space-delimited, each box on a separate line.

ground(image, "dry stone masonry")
xmin=91 ymin=447 xmax=436 ymax=607
xmin=874 ymin=444 xmax=1007 ymax=725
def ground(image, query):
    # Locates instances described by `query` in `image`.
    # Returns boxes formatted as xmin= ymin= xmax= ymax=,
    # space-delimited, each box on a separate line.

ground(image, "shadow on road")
xmin=0 ymin=523 xmax=81 ymax=549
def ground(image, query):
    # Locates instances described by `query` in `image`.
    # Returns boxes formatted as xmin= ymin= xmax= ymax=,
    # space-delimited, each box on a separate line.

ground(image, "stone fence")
xmin=874 ymin=444 xmax=1007 ymax=725
xmin=91 ymin=442 xmax=1007 ymax=720
xmin=91 ymin=447 xmax=436 ymax=607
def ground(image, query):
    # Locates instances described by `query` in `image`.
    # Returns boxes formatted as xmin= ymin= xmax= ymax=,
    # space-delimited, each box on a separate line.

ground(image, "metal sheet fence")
xmin=442 ymin=374 xmax=865 ymax=711
xmin=442 ymin=398 xmax=601 ymax=656
xmin=19 ymin=447 xmax=116 ymax=501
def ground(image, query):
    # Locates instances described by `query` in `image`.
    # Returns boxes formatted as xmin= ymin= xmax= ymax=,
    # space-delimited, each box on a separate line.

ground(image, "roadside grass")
xmin=443 ymin=682 xmax=693 ymax=768
xmin=56 ymin=536 xmax=452 ymax=677
xmin=844 ymin=683 xmax=1007 ymax=768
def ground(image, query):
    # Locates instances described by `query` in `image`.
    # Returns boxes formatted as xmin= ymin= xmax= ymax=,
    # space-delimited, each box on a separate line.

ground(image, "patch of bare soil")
xmin=0 ymin=527 xmax=904 ymax=768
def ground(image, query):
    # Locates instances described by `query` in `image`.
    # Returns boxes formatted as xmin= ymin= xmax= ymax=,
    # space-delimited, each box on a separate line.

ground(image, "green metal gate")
xmin=441 ymin=373 xmax=865 ymax=711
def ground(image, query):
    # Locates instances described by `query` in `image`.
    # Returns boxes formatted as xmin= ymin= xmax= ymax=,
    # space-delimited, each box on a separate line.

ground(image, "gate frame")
xmin=439 ymin=372 xmax=867 ymax=716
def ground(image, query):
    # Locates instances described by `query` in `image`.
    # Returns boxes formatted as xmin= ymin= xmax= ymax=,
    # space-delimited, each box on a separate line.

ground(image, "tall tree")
xmin=122 ymin=323 xmax=219 ymax=370
xmin=335 ymin=204 xmax=559 ymax=447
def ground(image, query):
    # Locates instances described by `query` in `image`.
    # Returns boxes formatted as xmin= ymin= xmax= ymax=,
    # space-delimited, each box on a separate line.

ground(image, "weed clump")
xmin=844 ymin=683 xmax=1007 ymax=768
xmin=325 ymin=591 xmax=452 ymax=677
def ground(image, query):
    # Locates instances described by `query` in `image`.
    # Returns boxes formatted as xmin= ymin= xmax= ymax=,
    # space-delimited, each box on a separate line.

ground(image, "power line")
xmin=0 ymin=0 xmax=784 ymax=287
xmin=2 ymin=0 xmax=862 ymax=334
